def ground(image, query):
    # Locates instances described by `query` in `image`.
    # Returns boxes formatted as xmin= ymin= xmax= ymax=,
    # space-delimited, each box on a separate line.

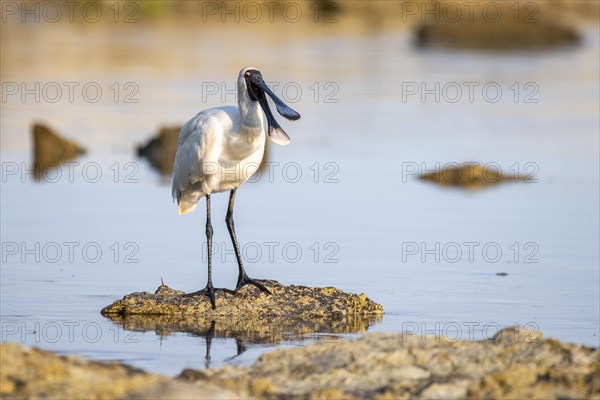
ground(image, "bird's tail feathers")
xmin=178 ymin=202 xmax=198 ymax=215
xmin=176 ymin=186 xmax=205 ymax=215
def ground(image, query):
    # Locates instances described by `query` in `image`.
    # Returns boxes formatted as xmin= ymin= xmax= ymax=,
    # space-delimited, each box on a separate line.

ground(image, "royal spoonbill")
xmin=172 ymin=67 xmax=301 ymax=308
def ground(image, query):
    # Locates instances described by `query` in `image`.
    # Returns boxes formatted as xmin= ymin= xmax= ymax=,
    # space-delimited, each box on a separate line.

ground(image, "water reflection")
xmin=103 ymin=311 xmax=381 ymax=367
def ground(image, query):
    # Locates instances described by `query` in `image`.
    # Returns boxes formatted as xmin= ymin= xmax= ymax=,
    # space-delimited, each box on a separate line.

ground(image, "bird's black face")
xmin=243 ymin=69 xmax=301 ymax=145
xmin=244 ymin=69 xmax=264 ymax=102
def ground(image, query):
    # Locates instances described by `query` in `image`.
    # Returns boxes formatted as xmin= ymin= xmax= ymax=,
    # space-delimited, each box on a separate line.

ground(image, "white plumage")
xmin=172 ymin=67 xmax=296 ymax=214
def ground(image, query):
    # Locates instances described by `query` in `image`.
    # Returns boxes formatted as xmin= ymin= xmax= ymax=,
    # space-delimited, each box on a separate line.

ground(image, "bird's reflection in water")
xmin=103 ymin=312 xmax=382 ymax=368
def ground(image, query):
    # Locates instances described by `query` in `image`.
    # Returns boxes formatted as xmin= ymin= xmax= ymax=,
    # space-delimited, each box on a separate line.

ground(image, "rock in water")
xmin=414 ymin=1 xmax=580 ymax=50
xmin=102 ymin=280 xmax=383 ymax=319
xmin=136 ymin=126 xmax=180 ymax=176
xmin=102 ymin=281 xmax=383 ymax=350
xmin=32 ymin=123 xmax=85 ymax=179
xmin=418 ymin=162 xmax=528 ymax=190
xmin=102 ymin=281 xmax=383 ymax=344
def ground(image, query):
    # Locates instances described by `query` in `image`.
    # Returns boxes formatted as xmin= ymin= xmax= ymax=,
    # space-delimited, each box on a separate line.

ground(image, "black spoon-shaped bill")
xmin=246 ymin=71 xmax=301 ymax=145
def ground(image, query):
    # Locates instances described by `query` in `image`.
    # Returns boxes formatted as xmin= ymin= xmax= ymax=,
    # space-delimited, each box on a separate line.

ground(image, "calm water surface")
xmin=1 ymin=20 xmax=599 ymax=375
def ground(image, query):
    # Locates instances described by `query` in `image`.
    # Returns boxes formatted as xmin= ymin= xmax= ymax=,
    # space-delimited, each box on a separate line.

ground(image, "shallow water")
xmin=1 ymin=18 xmax=599 ymax=375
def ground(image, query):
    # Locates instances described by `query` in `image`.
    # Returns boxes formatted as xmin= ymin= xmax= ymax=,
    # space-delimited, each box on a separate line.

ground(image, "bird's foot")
xmin=183 ymin=286 xmax=236 ymax=309
xmin=235 ymin=274 xmax=272 ymax=295
xmin=183 ymin=285 xmax=227 ymax=309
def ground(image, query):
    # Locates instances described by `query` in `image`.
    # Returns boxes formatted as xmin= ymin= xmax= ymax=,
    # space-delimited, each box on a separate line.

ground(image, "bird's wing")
xmin=176 ymin=110 xmax=207 ymax=148
xmin=171 ymin=108 xmax=234 ymax=206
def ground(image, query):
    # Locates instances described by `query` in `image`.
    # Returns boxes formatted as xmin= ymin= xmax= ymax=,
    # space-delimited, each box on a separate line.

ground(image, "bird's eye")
xmin=244 ymin=71 xmax=250 ymax=78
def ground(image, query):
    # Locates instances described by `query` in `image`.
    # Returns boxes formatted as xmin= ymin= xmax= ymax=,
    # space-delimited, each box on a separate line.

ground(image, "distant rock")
xmin=32 ymin=123 xmax=85 ymax=179
xmin=418 ymin=162 xmax=528 ymax=190
xmin=415 ymin=1 xmax=581 ymax=50
xmin=136 ymin=126 xmax=180 ymax=176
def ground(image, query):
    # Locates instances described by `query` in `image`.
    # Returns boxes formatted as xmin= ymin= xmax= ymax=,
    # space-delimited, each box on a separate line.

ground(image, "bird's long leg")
xmin=226 ymin=189 xmax=272 ymax=295
xmin=184 ymin=194 xmax=217 ymax=308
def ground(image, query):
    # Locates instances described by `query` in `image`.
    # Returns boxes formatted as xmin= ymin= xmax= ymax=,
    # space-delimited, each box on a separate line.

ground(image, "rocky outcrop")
xmin=32 ymin=123 xmax=85 ymax=179
xmin=102 ymin=280 xmax=383 ymax=318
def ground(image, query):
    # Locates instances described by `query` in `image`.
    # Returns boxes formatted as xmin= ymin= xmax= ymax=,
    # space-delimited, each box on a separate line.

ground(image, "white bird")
xmin=172 ymin=67 xmax=301 ymax=308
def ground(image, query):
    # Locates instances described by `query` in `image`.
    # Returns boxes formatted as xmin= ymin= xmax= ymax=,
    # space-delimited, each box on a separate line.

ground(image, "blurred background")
xmin=1 ymin=0 xmax=599 ymax=374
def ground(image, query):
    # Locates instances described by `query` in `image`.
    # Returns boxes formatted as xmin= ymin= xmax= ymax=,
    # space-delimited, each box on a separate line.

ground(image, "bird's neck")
xmin=238 ymin=99 xmax=264 ymax=130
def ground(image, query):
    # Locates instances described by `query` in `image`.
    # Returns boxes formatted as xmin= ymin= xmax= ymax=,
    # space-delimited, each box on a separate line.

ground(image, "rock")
xmin=101 ymin=281 xmax=383 ymax=349
xmin=414 ymin=1 xmax=581 ymax=50
xmin=136 ymin=126 xmax=180 ymax=176
xmin=418 ymin=163 xmax=527 ymax=190
xmin=32 ymin=123 xmax=85 ymax=179
xmin=193 ymin=326 xmax=599 ymax=399
xmin=0 ymin=343 xmax=240 ymax=399
xmin=102 ymin=280 xmax=383 ymax=318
